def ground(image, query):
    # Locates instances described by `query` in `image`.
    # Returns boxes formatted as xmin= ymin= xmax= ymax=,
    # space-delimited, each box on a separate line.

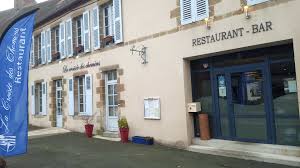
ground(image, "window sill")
xmin=33 ymin=114 xmax=46 ymax=118
xmin=73 ymin=115 xmax=90 ymax=120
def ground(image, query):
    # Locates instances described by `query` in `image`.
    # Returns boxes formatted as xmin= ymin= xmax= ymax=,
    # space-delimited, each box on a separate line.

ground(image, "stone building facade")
xmin=2 ymin=0 xmax=299 ymax=165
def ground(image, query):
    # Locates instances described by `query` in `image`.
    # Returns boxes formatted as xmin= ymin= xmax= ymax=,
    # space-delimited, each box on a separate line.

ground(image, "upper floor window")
xmin=30 ymin=0 xmax=124 ymax=67
xmin=36 ymin=35 xmax=41 ymax=65
xmin=76 ymin=16 xmax=83 ymax=46
xmin=54 ymin=27 xmax=60 ymax=53
xmin=30 ymin=36 xmax=34 ymax=66
xmin=180 ymin=0 xmax=209 ymax=25
xmin=247 ymin=0 xmax=269 ymax=6
xmin=74 ymin=15 xmax=84 ymax=55
xmin=103 ymin=3 xmax=114 ymax=37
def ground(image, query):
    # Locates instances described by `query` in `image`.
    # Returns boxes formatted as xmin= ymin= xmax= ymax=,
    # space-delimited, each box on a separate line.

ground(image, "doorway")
xmin=213 ymin=64 xmax=270 ymax=143
xmin=191 ymin=44 xmax=300 ymax=146
xmin=105 ymin=70 xmax=119 ymax=132
xmin=55 ymin=80 xmax=63 ymax=128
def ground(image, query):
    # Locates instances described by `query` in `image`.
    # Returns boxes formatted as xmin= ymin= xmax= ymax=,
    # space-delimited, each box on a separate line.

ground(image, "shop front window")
xmin=271 ymin=61 xmax=300 ymax=146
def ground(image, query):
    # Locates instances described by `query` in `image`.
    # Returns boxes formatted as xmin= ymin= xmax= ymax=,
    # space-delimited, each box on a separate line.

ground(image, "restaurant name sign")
xmin=192 ymin=21 xmax=273 ymax=47
xmin=63 ymin=61 xmax=100 ymax=73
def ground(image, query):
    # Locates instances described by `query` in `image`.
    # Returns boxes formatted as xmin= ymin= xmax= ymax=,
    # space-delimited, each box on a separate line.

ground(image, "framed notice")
xmin=144 ymin=97 xmax=161 ymax=120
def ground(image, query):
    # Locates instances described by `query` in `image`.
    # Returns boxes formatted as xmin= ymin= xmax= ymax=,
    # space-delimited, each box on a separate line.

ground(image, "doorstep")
xmin=188 ymin=138 xmax=300 ymax=167
xmin=93 ymin=131 xmax=120 ymax=142
xmin=93 ymin=135 xmax=120 ymax=142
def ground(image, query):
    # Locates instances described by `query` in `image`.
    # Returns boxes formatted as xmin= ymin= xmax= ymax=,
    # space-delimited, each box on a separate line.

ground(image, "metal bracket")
xmin=130 ymin=45 xmax=148 ymax=64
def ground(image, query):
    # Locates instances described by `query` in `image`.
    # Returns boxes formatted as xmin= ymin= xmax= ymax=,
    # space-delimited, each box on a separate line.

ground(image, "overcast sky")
xmin=0 ymin=0 xmax=48 ymax=11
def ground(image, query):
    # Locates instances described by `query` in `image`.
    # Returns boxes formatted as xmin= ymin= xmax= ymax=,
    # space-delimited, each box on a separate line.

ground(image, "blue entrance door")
xmin=213 ymin=64 xmax=272 ymax=143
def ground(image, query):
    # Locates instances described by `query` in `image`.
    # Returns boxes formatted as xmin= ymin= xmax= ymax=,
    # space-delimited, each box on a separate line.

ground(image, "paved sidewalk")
xmin=6 ymin=132 xmax=294 ymax=168
xmin=28 ymin=127 xmax=70 ymax=139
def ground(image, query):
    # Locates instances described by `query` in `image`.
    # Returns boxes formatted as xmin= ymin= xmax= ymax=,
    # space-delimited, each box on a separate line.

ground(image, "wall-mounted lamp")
xmin=131 ymin=45 xmax=148 ymax=64
xmin=205 ymin=18 xmax=211 ymax=30
xmin=244 ymin=6 xmax=250 ymax=19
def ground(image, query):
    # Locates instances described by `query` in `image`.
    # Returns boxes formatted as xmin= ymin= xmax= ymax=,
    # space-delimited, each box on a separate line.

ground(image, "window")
xmin=54 ymin=27 xmax=60 ymax=53
xmin=30 ymin=36 xmax=34 ymax=66
xmin=103 ymin=3 xmax=114 ymax=37
xmin=180 ymin=0 xmax=209 ymax=25
xmin=76 ymin=16 xmax=83 ymax=46
xmin=70 ymin=74 xmax=93 ymax=116
xmin=37 ymin=35 xmax=41 ymax=64
xmin=247 ymin=0 xmax=269 ymax=6
xmin=35 ymin=83 xmax=43 ymax=115
xmin=271 ymin=61 xmax=300 ymax=146
xmin=77 ymin=76 xmax=86 ymax=114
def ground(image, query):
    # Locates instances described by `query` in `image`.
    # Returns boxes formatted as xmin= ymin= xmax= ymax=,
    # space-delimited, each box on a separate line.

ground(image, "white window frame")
xmin=83 ymin=11 xmax=91 ymax=53
xmin=54 ymin=27 xmax=60 ymax=53
xmin=180 ymin=0 xmax=209 ymax=25
xmin=247 ymin=0 xmax=269 ymax=6
xmin=56 ymin=80 xmax=63 ymax=116
xmin=76 ymin=16 xmax=83 ymax=47
xmin=92 ymin=6 xmax=100 ymax=50
xmin=37 ymin=35 xmax=41 ymax=64
xmin=41 ymin=31 xmax=46 ymax=64
xmin=35 ymin=83 xmax=43 ymax=115
xmin=30 ymin=36 xmax=34 ymax=66
xmin=46 ymin=28 xmax=52 ymax=63
xmin=65 ymin=18 xmax=73 ymax=57
xmin=77 ymin=76 xmax=86 ymax=115
xmin=103 ymin=3 xmax=114 ymax=37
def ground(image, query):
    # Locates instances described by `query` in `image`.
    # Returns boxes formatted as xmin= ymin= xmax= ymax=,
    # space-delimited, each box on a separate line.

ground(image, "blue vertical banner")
xmin=0 ymin=12 xmax=36 ymax=156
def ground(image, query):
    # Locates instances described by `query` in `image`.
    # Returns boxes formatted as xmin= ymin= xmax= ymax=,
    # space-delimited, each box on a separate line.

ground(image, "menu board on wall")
xmin=144 ymin=97 xmax=161 ymax=120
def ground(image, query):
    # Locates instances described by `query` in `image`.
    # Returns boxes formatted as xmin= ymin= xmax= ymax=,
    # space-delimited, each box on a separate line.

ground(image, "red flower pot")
xmin=119 ymin=128 xmax=129 ymax=143
xmin=85 ymin=124 xmax=94 ymax=138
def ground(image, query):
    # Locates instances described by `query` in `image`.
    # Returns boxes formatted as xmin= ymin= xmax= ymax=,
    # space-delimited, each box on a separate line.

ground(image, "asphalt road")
xmin=6 ymin=132 xmax=294 ymax=168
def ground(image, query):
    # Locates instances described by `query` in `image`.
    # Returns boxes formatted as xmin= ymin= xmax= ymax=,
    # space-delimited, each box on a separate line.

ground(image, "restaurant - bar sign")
xmin=192 ymin=21 xmax=273 ymax=47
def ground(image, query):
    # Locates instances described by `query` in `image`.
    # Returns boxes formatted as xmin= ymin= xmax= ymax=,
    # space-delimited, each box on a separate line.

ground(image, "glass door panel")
xmin=230 ymin=70 xmax=267 ymax=141
xmin=217 ymin=74 xmax=230 ymax=137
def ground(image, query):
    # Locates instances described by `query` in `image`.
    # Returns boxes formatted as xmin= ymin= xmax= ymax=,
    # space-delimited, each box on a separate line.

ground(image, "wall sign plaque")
xmin=192 ymin=21 xmax=273 ymax=47
xmin=62 ymin=61 xmax=100 ymax=73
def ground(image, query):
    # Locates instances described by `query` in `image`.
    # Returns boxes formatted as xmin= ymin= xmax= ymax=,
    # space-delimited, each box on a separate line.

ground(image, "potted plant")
xmin=118 ymin=117 xmax=129 ymax=143
xmin=83 ymin=114 xmax=95 ymax=138
xmin=75 ymin=45 xmax=84 ymax=54
xmin=52 ymin=52 xmax=60 ymax=61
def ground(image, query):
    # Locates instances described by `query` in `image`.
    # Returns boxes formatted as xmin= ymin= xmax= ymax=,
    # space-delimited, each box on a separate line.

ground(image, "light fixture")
xmin=244 ymin=6 xmax=250 ymax=19
xmin=205 ymin=18 xmax=211 ymax=30
xmin=59 ymin=60 xmax=62 ymax=64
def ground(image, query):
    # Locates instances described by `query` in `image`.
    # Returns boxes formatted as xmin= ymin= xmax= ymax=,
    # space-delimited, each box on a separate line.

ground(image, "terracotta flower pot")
xmin=199 ymin=114 xmax=211 ymax=140
xmin=85 ymin=124 xmax=94 ymax=138
xmin=119 ymin=128 xmax=129 ymax=143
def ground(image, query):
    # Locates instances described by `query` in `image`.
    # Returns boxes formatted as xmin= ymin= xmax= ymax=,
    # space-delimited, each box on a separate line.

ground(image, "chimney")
xmin=14 ymin=0 xmax=37 ymax=9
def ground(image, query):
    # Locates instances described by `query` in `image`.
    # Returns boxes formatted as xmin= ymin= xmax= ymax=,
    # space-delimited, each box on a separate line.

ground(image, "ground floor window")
xmin=271 ymin=61 xmax=299 ymax=145
xmin=191 ymin=43 xmax=300 ymax=146
xmin=35 ymin=83 xmax=43 ymax=115
xmin=74 ymin=76 xmax=86 ymax=115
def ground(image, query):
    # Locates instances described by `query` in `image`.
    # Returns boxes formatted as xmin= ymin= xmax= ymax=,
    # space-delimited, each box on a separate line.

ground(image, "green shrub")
xmin=118 ymin=117 xmax=129 ymax=129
